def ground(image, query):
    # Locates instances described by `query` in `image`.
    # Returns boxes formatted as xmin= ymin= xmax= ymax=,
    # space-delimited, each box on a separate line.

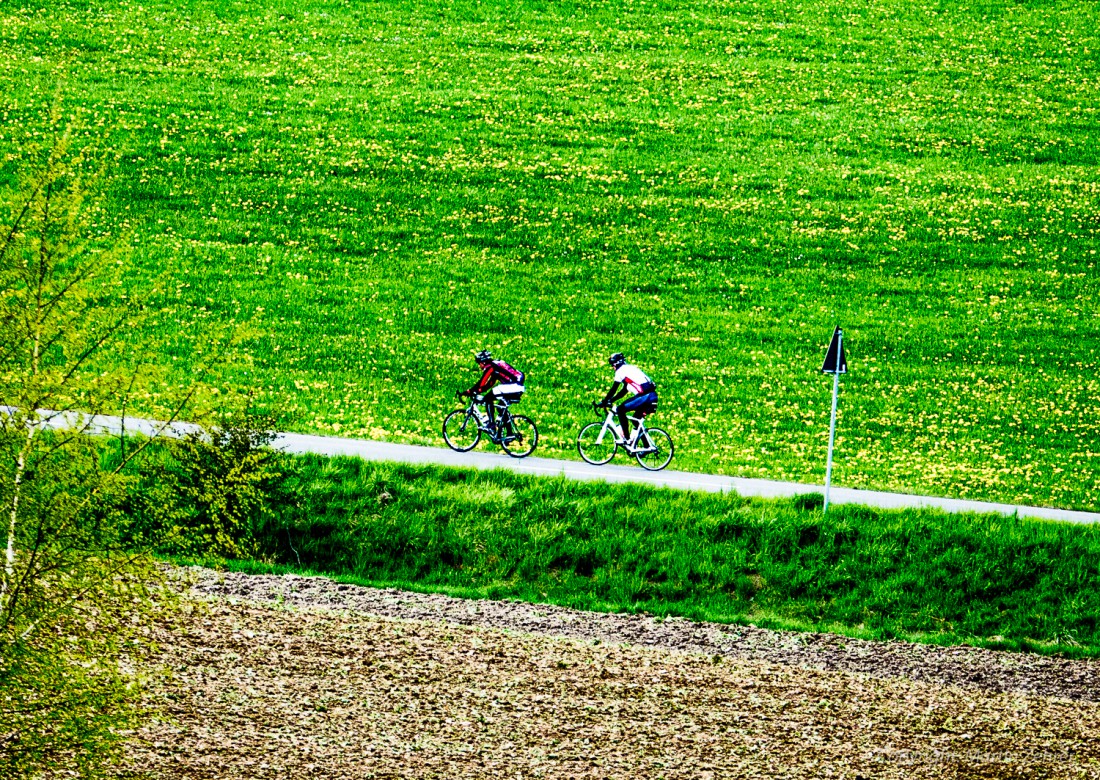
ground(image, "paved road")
xmin=17 ymin=408 xmax=1100 ymax=525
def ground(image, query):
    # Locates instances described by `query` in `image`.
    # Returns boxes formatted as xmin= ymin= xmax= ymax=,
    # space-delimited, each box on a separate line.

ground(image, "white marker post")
xmin=820 ymin=326 xmax=847 ymax=513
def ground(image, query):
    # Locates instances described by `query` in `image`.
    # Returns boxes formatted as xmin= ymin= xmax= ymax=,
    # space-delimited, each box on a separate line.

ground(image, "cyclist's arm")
xmin=469 ymin=365 xmax=496 ymax=395
xmin=600 ymin=381 xmax=628 ymax=406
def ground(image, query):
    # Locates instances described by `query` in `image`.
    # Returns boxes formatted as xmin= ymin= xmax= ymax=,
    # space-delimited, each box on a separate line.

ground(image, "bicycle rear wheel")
xmin=576 ymin=422 xmax=617 ymax=465
xmin=443 ymin=409 xmax=481 ymax=452
xmin=634 ymin=426 xmax=673 ymax=471
xmin=500 ymin=414 xmax=538 ymax=458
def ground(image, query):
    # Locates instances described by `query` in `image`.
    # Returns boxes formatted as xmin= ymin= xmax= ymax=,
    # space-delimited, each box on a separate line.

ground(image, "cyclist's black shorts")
xmin=622 ymin=390 xmax=658 ymax=417
xmin=497 ymin=393 xmax=523 ymax=404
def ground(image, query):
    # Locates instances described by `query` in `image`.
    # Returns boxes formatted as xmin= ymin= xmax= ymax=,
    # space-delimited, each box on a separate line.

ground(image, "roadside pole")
xmin=820 ymin=326 xmax=847 ymax=513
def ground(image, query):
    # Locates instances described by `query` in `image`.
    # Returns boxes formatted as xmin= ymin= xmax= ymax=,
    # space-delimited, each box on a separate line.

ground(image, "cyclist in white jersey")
xmin=596 ymin=352 xmax=658 ymax=446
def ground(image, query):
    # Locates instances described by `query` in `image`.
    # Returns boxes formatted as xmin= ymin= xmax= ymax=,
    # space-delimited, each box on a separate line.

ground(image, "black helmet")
xmin=475 ymin=349 xmax=493 ymax=364
xmin=609 ymin=352 xmax=626 ymax=368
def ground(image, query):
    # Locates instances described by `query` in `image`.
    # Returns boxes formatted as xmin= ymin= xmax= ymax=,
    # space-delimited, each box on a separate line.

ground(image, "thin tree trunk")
xmin=2 ymin=194 xmax=47 ymax=619
xmin=1 ymin=423 xmax=35 ymax=617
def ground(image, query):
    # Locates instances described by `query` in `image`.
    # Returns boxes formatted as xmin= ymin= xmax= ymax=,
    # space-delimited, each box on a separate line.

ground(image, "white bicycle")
xmin=576 ymin=402 xmax=674 ymax=471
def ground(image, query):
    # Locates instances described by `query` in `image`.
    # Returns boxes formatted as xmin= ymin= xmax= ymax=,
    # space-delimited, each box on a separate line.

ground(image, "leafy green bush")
xmin=0 ymin=127 xmax=242 ymax=779
xmin=148 ymin=414 xmax=286 ymax=560
xmin=0 ymin=137 xmax=175 ymax=779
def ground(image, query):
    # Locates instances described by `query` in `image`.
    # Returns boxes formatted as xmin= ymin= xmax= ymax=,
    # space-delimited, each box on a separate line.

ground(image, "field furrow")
xmin=117 ymin=571 xmax=1100 ymax=778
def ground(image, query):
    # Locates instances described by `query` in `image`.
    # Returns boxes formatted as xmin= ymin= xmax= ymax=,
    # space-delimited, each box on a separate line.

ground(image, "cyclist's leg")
xmin=488 ymin=387 xmax=510 ymax=430
xmin=617 ymin=400 xmax=635 ymax=443
xmin=493 ymin=384 xmax=524 ymax=427
xmin=487 ymin=395 xmax=498 ymax=429
xmin=621 ymin=392 xmax=656 ymax=445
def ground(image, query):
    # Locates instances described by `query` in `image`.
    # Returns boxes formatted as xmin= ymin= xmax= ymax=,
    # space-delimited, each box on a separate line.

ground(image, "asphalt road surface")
xmin=20 ymin=408 xmax=1100 ymax=524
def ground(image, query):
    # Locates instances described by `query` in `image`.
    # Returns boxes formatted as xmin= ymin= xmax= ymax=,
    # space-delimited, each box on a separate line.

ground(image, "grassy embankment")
xmin=185 ymin=454 xmax=1100 ymax=657
xmin=2 ymin=0 xmax=1099 ymax=509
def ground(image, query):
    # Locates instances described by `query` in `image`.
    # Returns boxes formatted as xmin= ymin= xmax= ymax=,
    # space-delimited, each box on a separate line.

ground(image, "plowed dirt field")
xmin=119 ymin=572 xmax=1100 ymax=779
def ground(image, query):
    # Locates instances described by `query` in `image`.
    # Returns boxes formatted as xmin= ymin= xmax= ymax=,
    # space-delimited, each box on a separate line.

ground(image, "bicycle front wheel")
xmin=577 ymin=422 xmax=617 ymax=465
xmin=634 ymin=427 xmax=674 ymax=471
xmin=500 ymin=414 xmax=538 ymax=458
xmin=443 ymin=409 xmax=481 ymax=452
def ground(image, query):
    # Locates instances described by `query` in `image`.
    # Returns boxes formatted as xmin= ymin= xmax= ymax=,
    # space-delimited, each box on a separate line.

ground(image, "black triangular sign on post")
xmin=821 ymin=326 xmax=847 ymax=374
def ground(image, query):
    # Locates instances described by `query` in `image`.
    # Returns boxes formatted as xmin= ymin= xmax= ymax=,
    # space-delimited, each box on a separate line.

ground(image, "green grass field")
xmin=194 ymin=456 xmax=1100 ymax=657
xmin=2 ymin=0 xmax=1098 ymax=508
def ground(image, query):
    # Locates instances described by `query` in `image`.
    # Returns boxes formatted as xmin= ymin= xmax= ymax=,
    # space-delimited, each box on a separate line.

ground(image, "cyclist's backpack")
xmin=495 ymin=360 xmax=526 ymax=385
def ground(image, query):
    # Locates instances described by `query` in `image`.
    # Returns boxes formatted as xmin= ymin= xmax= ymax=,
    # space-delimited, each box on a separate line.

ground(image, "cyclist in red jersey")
xmin=459 ymin=350 xmax=526 ymax=431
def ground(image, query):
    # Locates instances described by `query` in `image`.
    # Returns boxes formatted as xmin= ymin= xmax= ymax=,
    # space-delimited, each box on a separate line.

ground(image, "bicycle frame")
xmin=592 ymin=406 xmax=648 ymax=448
xmin=461 ymin=396 xmax=515 ymax=442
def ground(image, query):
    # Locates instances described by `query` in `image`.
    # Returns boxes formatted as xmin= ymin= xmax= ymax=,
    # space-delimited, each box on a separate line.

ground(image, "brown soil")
xmin=117 ymin=570 xmax=1100 ymax=779
xmin=188 ymin=568 xmax=1100 ymax=702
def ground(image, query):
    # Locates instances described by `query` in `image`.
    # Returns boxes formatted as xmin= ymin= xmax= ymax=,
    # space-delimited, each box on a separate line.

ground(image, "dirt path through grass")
xmin=125 ymin=595 xmax=1100 ymax=779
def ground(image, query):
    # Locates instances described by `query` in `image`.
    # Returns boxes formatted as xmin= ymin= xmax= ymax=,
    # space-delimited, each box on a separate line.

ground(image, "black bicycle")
xmin=443 ymin=392 xmax=538 ymax=458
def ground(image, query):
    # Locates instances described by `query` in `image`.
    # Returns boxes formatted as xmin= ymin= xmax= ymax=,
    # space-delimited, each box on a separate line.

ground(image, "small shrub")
xmin=137 ymin=410 xmax=292 ymax=560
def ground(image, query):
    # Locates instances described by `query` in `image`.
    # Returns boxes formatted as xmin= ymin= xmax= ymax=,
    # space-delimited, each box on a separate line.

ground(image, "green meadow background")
xmin=1 ymin=0 xmax=1098 ymax=508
